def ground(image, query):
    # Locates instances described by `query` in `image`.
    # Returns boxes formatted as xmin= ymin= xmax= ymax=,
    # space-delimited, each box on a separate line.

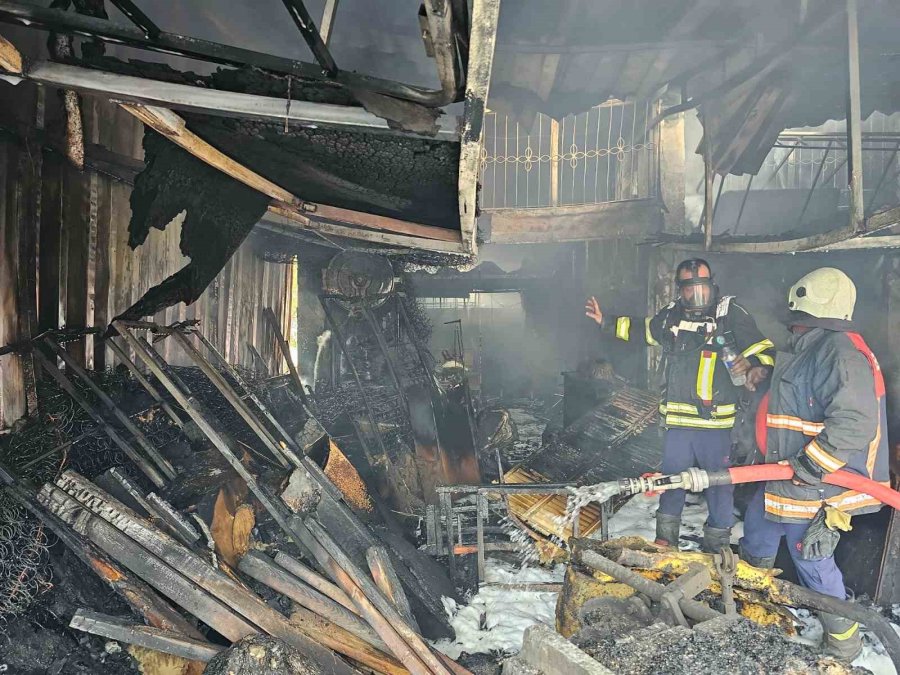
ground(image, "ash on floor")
xmin=0 ymin=548 xmax=140 ymax=674
xmin=576 ymin=618 xmax=870 ymax=675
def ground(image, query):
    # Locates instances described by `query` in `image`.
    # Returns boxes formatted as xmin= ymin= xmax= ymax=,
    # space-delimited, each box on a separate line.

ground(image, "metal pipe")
xmin=280 ymin=0 xmax=338 ymax=76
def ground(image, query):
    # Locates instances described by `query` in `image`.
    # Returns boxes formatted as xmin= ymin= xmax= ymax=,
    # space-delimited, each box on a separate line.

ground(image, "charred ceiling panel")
xmin=183 ymin=114 xmax=462 ymax=230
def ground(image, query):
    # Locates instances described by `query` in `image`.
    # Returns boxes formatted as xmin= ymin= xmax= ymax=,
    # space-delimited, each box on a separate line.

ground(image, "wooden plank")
xmin=238 ymin=551 xmax=389 ymax=652
xmin=38 ymin=150 xmax=63 ymax=333
xmin=0 ymin=137 xmax=26 ymax=425
xmin=273 ymin=551 xmax=359 ymax=615
xmin=264 ymin=307 xmax=308 ymax=405
xmin=45 ymin=336 xmax=177 ymax=481
xmin=55 ymin=472 xmax=382 ymax=672
xmin=366 ymin=546 xmax=420 ymax=632
xmin=39 ymin=485 xmax=259 ymax=643
xmin=485 ymin=199 xmax=663 ymax=243
xmin=13 ymin=90 xmax=40 ymax=414
xmin=70 ymin=609 xmax=221 ymax=662
xmin=293 ymin=202 xmax=461 ymax=243
xmin=0 ymin=477 xmax=204 ymax=640
xmin=262 ymin=209 xmax=466 ymax=254
xmin=105 ymin=338 xmax=184 ymax=429
xmin=30 ymin=348 xmax=167 ymax=487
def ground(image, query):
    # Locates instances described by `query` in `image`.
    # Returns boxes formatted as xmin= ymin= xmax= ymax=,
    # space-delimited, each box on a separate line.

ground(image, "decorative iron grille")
xmin=479 ymin=100 xmax=660 ymax=210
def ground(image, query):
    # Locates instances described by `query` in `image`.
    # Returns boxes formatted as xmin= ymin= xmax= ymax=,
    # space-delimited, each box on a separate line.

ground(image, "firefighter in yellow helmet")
xmin=740 ymin=267 xmax=889 ymax=662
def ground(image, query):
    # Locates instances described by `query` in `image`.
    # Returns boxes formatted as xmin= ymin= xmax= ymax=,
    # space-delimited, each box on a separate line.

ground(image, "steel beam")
xmin=846 ymin=0 xmax=864 ymax=231
xmin=280 ymin=0 xmax=337 ymax=76
xmin=107 ymin=0 xmax=159 ymax=39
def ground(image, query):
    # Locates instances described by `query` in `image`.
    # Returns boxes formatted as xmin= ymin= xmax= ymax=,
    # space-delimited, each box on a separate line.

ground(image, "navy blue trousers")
xmin=658 ymin=428 xmax=734 ymax=529
xmin=740 ymin=486 xmax=846 ymax=599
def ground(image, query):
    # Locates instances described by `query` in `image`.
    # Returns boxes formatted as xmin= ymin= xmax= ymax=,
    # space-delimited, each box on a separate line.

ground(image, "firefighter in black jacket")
xmin=586 ymin=259 xmax=774 ymax=552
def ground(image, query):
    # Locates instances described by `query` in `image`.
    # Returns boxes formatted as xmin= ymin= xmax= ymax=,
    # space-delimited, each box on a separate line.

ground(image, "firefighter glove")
xmin=801 ymin=506 xmax=843 ymax=560
xmin=788 ymin=452 xmax=826 ymax=487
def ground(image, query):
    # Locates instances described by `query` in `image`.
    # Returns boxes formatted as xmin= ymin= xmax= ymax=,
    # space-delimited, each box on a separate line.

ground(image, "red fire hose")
xmin=722 ymin=464 xmax=900 ymax=511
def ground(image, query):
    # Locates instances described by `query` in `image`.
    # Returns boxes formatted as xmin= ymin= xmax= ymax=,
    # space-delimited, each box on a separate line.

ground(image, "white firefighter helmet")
xmin=787 ymin=267 xmax=856 ymax=321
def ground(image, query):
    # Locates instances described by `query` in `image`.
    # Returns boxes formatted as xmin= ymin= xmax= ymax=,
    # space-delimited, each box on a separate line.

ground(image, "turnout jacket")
xmin=761 ymin=327 xmax=889 ymax=523
xmin=603 ymin=297 xmax=774 ymax=430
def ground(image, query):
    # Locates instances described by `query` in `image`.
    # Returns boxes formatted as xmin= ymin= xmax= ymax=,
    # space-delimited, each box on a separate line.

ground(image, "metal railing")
xmin=479 ymin=99 xmax=660 ymax=210
xmin=713 ymin=124 xmax=900 ymax=234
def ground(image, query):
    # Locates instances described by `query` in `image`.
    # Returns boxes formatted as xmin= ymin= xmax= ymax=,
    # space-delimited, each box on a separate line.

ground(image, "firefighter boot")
xmin=738 ymin=544 xmax=776 ymax=570
xmin=702 ymin=524 xmax=732 ymax=554
xmin=655 ymin=512 xmax=681 ymax=547
xmin=819 ymin=613 xmax=863 ymax=663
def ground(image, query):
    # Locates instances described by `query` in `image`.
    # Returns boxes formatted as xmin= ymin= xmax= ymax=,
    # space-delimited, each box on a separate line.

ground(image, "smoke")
xmin=312 ymin=330 xmax=332 ymax=391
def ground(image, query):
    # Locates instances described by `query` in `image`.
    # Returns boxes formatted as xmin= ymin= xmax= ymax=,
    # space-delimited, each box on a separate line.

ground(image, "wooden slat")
xmin=70 ymin=609 xmax=221 ymax=663
xmin=0 ymin=138 xmax=26 ymax=425
xmin=38 ymin=150 xmax=63 ymax=333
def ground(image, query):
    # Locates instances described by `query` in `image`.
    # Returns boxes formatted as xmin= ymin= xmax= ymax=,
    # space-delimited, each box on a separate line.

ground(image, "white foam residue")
xmin=790 ymin=607 xmax=899 ymax=675
xmin=606 ymin=491 xmax=744 ymax=548
xmin=433 ymin=558 xmax=563 ymax=659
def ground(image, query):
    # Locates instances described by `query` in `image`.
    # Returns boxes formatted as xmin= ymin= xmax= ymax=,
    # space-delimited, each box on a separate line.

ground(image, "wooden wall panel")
xmin=0 ymin=91 xmax=294 ymax=428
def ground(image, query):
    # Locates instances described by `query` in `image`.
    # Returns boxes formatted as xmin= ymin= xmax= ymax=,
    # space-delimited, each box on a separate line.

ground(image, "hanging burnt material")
xmin=113 ymin=129 xmax=270 ymax=322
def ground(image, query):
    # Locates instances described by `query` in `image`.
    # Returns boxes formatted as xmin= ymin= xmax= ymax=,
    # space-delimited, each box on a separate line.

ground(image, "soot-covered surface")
xmin=183 ymin=115 xmax=461 ymax=230
xmin=576 ymin=620 xmax=867 ymax=675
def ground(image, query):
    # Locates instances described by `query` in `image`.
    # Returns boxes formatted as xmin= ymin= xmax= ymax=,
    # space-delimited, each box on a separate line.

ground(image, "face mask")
xmin=677 ymin=277 xmax=714 ymax=313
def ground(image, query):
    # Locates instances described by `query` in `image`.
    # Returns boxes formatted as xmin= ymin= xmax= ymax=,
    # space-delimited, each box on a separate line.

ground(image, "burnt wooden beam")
xmin=44 ymin=336 xmax=177 ymax=480
xmin=263 ymin=306 xmax=310 ymax=407
xmin=421 ymin=0 xmax=464 ymax=102
xmin=39 ymin=484 xmax=261 ymax=642
xmin=106 ymin=338 xmax=184 ymax=429
xmin=457 ymin=0 xmax=501 ymax=254
xmin=70 ymin=609 xmax=220 ymax=662
xmin=485 ymin=199 xmax=663 ymax=244
xmin=0 ymin=467 xmax=204 ymax=640
xmin=238 ymin=551 xmax=389 ymax=653
xmin=366 ymin=546 xmax=419 ymax=633
xmin=53 ymin=471 xmax=371 ymax=674
xmin=274 ymin=551 xmax=359 ymax=615
xmin=107 ymin=0 xmax=159 ymax=39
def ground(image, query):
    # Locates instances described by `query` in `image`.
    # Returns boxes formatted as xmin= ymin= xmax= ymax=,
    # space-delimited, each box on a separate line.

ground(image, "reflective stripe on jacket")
xmin=605 ymin=299 xmax=773 ymax=430
xmin=762 ymin=329 xmax=889 ymax=523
